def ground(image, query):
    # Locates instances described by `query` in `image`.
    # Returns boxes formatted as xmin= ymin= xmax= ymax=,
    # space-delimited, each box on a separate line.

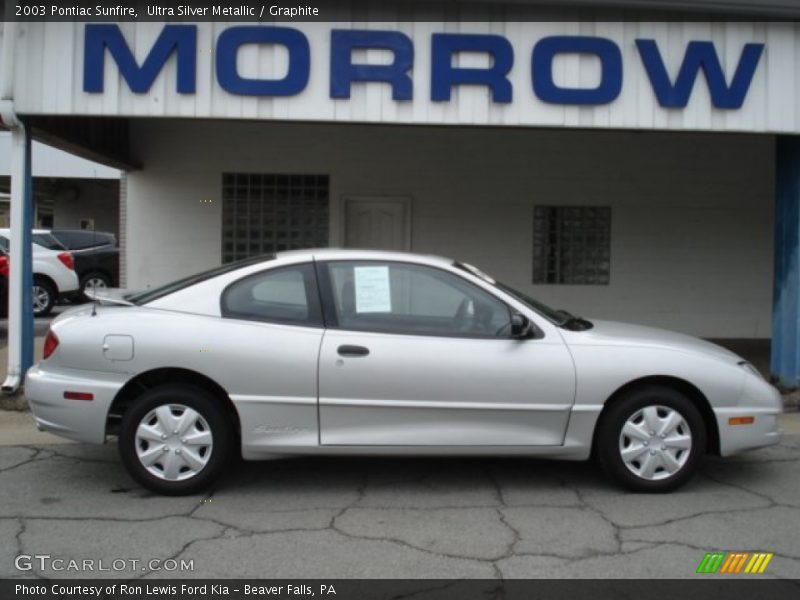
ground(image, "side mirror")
xmin=510 ymin=313 xmax=534 ymax=339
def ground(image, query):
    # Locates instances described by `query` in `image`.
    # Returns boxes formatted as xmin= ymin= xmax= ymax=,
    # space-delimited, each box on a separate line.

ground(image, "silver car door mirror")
xmin=510 ymin=313 xmax=534 ymax=339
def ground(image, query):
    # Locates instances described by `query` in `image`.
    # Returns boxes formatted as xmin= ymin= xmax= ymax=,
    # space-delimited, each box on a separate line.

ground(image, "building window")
xmin=533 ymin=206 xmax=611 ymax=285
xmin=222 ymin=173 xmax=329 ymax=263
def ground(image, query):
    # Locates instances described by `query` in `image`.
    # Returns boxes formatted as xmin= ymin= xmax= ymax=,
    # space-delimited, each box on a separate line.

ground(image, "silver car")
xmin=25 ymin=249 xmax=782 ymax=495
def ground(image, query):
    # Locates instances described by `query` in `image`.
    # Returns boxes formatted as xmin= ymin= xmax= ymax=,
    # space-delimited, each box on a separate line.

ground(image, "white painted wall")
xmin=126 ymin=119 xmax=774 ymax=338
xmin=51 ymin=180 xmax=120 ymax=234
xmin=0 ymin=132 xmax=120 ymax=179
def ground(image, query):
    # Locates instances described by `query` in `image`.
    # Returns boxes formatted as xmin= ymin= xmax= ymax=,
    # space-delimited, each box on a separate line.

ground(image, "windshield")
xmin=453 ymin=261 xmax=567 ymax=325
xmin=127 ymin=255 xmax=275 ymax=305
xmin=494 ymin=281 xmax=567 ymax=325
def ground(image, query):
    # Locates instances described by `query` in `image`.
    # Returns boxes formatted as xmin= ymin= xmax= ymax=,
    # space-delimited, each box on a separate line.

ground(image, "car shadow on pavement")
xmin=2 ymin=439 xmax=796 ymax=506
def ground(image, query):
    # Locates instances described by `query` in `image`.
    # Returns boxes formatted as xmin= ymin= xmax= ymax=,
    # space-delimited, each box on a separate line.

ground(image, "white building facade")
xmin=2 ymin=2 xmax=800 ymax=383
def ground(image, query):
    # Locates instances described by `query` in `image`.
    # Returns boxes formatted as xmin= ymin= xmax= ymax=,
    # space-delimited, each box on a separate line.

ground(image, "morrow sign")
xmin=83 ymin=24 xmax=765 ymax=109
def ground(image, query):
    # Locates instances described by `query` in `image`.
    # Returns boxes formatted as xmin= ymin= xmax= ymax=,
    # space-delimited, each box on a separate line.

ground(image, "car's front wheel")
xmin=595 ymin=386 xmax=706 ymax=492
xmin=118 ymin=384 xmax=234 ymax=495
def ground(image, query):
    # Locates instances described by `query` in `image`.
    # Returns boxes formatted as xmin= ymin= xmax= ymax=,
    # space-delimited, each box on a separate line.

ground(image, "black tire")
xmin=595 ymin=386 xmax=706 ymax=493
xmin=80 ymin=271 xmax=112 ymax=301
xmin=118 ymin=384 xmax=234 ymax=495
xmin=32 ymin=277 xmax=56 ymax=317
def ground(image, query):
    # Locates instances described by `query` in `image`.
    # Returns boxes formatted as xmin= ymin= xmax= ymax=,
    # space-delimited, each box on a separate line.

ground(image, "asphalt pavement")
xmin=0 ymin=416 xmax=799 ymax=580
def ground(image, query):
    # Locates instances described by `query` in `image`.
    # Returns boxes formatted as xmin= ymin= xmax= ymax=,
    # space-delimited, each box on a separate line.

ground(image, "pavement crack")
xmin=130 ymin=524 xmax=231 ymax=580
xmin=621 ymin=502 xmax=798 ymax=531
xmin=485 ymin=466 xmax=522 ymax=565
xmin=700 ymin=470 xmax=792 ymax=508
xmin=0 ymin=447 xmax=52 ymax=475
xmin=331 ymin=473 xmax=497 ymax=564
xmin=15 ymin=517 xmax=27 ymax=558
xmin=620 ymin=539 xmax=800 ymax=562
xmin=562 ymin=476 xmax=625 ymax=556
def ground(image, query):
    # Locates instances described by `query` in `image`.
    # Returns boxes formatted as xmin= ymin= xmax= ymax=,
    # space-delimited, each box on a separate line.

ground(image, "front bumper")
xmin=25 ymin=364 xmax=127 ymax=444
xmin=715 ymin=375 xmax=783 ymax=456
xmin=715 ymin=407 xmax=782 ymax=456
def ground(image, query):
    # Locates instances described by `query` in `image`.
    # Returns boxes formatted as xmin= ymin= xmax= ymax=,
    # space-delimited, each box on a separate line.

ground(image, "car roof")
xmin=276 ymin=247 xmax=455 ymax=268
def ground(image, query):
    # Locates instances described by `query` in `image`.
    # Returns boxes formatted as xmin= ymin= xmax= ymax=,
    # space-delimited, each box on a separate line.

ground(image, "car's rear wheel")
xmin=80 ymin=271 xmax=111 ymax=300
xmin=32 ymin=278 xmax=56 ymax=317
xmin=118 ymin=384 xmax=233 ymax=495
xmin=595 ymin=386 xmax=706 ymax=492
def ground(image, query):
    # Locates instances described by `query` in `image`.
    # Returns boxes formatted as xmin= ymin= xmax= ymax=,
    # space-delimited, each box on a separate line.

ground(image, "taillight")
xmin=43 ymin=330 xmax=59 ymax=360
xmin=0 ymin=255 xmax=8 ymax=277
xmin=57 ymin=252 xmax=74 ymax=270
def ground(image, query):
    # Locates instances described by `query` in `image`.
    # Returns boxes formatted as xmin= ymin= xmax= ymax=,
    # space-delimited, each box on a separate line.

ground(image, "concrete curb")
xmin=783 ymin=391 xmax=800 ymax=411
xmin=0 ymin=390 xmax=27 ymax=411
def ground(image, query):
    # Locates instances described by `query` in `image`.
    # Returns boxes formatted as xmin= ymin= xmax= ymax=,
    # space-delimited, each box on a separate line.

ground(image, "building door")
xmin=343 ymin=197 xmax=410 ymax=251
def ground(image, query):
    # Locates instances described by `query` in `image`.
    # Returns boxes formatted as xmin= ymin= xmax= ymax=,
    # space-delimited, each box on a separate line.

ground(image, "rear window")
xmin=52 ymin=230 xmax=117 ymax=250
xmin=0 ymin=234 xmax=63 ymax=252
xmin=127 ymin=255 xmax=275 ymax=305
xmin=31 ymin=233 xmax=66 ymax=250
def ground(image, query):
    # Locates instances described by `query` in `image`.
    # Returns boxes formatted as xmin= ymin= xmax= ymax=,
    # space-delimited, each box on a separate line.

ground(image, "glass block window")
xmin=222 ymin=173 xmax=329 ymax=263
xmin=533 ymin=206 xmax=611 ymax=285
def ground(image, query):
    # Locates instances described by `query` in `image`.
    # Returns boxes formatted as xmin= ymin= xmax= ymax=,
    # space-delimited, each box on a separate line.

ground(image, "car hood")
xmin=561 ymin=319 xmax=742 ymax=363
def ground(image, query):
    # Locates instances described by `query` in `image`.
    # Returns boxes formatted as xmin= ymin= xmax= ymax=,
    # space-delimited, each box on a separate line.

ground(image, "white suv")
xmin=0 ymin=229 xmax=80 ymax=316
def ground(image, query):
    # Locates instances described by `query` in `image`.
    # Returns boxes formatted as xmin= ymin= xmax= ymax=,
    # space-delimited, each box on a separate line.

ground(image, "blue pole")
xmin=20 ymin=118 xmax=33 ymax=375
xmin=773 ymin=136 xmax=800 ymax=387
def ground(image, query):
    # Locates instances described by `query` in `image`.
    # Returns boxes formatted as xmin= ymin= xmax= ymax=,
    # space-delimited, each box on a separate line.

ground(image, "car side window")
xmin=326 ymin=261 xmax=512 ymax=338
xmin=221 ymin=263 xmax=323 ymax=327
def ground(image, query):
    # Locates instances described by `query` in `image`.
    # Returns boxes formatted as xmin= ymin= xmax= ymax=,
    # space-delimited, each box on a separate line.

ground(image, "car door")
xmin=215 ymin=262 xmax=326 ymax=451
xmin=317 ymin=260 xmax=576 ymax=446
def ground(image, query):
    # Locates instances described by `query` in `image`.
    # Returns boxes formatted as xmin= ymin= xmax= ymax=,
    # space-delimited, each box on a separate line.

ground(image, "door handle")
xmin=337 ymin=345 xmax=370 ymax=357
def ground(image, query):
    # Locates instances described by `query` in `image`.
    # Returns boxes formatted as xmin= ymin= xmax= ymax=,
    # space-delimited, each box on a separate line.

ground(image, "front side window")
xmin=222 ymin=263 xmax=322 ymax=326
xmin=326 ymin=262 xmax=512 ymax=338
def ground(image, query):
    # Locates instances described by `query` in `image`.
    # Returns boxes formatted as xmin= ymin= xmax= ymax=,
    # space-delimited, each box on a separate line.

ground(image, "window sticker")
xmin=354 ymin=266 xmax=392 ymax=313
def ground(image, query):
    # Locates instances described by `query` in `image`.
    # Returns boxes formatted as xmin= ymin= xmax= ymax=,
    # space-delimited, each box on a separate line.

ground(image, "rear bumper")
xmin=25 ymin=364 xmax=127 ymax=444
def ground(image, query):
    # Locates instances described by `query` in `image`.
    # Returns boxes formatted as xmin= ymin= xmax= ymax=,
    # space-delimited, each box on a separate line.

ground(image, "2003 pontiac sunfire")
xmin=25 ymin=249 xmax=782 ymax=494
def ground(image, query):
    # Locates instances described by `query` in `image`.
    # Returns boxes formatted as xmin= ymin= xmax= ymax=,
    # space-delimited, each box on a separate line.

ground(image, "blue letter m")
xmin=636 ymin=39 xmax=763 ymax=109
xmin=84 ymin=24 xmax=197 ymax=94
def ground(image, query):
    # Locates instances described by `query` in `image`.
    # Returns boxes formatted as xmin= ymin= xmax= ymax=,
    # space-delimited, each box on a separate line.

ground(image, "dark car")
xmin=49 ymin=230 xmax=120 ymax=299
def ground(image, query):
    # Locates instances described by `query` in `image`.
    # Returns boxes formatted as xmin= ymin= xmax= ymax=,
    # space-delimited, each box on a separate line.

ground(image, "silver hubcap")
xmin=619 ymin=405 xmax=692 ymax=481
xmin=85 ymin=278 xmax=107 ymax=291
xmin=135 ymin=404 xmax=213 ymax=481
xmin=32 ymin=285 xmax=50 ymax=313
